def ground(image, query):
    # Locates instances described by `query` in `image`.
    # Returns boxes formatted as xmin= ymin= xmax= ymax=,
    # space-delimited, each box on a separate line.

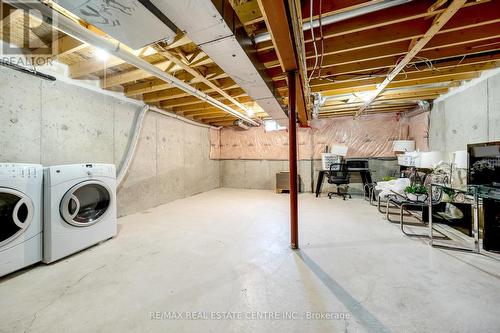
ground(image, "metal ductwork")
xmin=10 ymin=0 xmax=258 ymax=126
xmin=53 ymin=0 xmax=178 ymax=49
xmin=254 ymin=0 xmax=413 ymax=44
xmin=233 ymin=119 xmax=251 ymax=130
xmin=150 ymin=0 xmax=289 ymax=127
xmin=404 ymin=100 xmax=432 ymax=117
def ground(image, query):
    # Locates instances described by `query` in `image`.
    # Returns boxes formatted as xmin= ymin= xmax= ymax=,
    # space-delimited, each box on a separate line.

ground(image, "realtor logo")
xmin=1 ymin=1 xmax=57 ymax=64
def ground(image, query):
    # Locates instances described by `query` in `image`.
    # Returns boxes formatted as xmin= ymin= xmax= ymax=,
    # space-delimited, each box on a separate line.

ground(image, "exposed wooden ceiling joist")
xmin=357 ymin=0 xmax=468 ymax=116
xmin=157 ymin=48 xmax=250 ymax=115
xmin=256 ymin=0 xmax=309 ymax=126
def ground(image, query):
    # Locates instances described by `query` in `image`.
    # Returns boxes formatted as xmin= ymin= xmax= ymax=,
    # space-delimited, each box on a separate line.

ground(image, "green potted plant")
xmin=441 ymin=188 xmax=455 ymax=202
xmin=404 ymin=184 xmax=428 ymax=202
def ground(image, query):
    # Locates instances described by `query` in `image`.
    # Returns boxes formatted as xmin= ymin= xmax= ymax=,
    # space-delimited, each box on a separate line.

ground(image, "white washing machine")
xmin=0 ymin=164 xmax=43 ymax=277
xmin=43 ymin=164 xmax=117 ymax=263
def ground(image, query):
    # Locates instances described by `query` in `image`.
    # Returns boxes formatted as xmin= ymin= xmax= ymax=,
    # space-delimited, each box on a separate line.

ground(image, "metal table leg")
xmin=429 ymin=184 xmax=433 ymax=246
xmin=473 ymin=190 xmax=480 ymax=253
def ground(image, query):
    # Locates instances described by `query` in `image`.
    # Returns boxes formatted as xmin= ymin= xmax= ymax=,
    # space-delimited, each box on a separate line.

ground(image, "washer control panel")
xmin=0 ymin=164 xmax=41 ymax=180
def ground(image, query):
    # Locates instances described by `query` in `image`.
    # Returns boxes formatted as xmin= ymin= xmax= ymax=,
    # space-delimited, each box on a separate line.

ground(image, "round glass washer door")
xmin=59 ymin=181 xmax=112 ymax=227
xmin=0 ymin=187 xmax=34 ymax=247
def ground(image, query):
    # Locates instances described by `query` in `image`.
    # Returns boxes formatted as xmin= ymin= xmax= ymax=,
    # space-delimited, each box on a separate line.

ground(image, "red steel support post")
xmin=287 ymin=71 xmax=298 ymax=249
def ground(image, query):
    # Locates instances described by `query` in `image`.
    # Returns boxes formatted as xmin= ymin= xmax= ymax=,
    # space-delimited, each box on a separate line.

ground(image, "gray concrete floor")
xmin=1 ymin=188 xmax=500 ymax=333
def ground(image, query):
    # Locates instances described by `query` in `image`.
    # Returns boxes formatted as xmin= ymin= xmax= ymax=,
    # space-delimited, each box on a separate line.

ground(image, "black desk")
xmin=315 ymin=167 xmax=372 ymax=197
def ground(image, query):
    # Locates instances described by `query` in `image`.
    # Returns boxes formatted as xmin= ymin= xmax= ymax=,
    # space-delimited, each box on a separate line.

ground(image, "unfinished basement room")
xmin=1 ymin=0 xmax=500 ymax=332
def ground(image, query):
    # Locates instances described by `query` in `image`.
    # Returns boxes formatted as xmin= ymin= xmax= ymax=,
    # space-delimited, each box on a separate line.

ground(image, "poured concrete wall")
xmin=221 ymin=158 xmax=399 ymax=194
xmin=0 ymin=67 xmax=220 ymax=216
xmin=429 ymin=71 xmax=500 ymax=151
xmin=117 ymin=112 xmax=220 ymax=216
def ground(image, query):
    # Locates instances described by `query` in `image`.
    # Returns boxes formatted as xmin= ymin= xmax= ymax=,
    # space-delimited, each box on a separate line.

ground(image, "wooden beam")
xmin=310 ymin=0 xmax=498 ymax=53
xmin=257 ymin=0 xmax=308 ymax=126
xmin=196 ymin=114 xmax=237 ymax=121
xmin=68 ymin=36 xmax=198 ymax=78
xmin=299 ymin=61 xmax=497 ymax=93
xmin=308 ymin=61 xmax=498 ymax=91
xmin=306 ymin=72 xmax=480 ymax=97
xmin=210 ymin=119 xmax=237 ymax=125
xmin=124 ymin=69 xmax=228 ymax=96
xmin=307 ymin=49 xmax=500 ymax=80
xmin=321 ymin=105 xmax=417 ymax=114
xmin=229 ymin=0 xmax=263 ymax=25
xmin=69 ymin=48 xmax=152 ymax=78
xmin=295 ymin=73 xmax=308 ymax=127
xmin=143 ymin=79 xmax=238 ymax=103
xmin=428 ymin=0 xmax=448 ymax=13
xmin=320 ymin=109 xmax=408 ymax=118
xmin=261 ymin=3 xmax=500 ymax=69
xmin=269 ymin=41 xmax=500 ymax=84
xmin=55 ymin=35 xmax=87 ymax=56
xmin=172 ymin=97 xmax=254 ymax=113
xmin=32 ymin=35 xmax=87 ymax=58
xmin=302 ymin=0 xmax=384 ymax=21
xmin=256 ymin=0 xmax=297 ymax=72
xmin=356 ymin=0 xmax=467 ymax=116
xmin=184 ymin=110 xmax=225 ymax=117
xmin=1 ymin=5 xmax=23 ymax=28
xmin=157 ymin=49 xmax=251 ymax=115
xmin=101 ymin=60 xmax=173 ymax=88
xmin=323 ymin=92 xmax=442 ymax=106
xmin=125 ymin=78 xmax=172 ymax=96
xmin=1 ymin=2 xmax=17 ymax=20
xmin=257 ymin=0 xmax=488 ymax=52
xmin=323 ymin=86 xmax=454 ymax=106
xmin=159 ymin=89 xmax=246 ymax=109
xmin=1 ymin=2 xmax=10 ymax=20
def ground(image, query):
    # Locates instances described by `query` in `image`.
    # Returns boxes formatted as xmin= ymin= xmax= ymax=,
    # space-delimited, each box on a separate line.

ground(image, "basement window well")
xmin=264 ymin=120 xmax=286 ymax=132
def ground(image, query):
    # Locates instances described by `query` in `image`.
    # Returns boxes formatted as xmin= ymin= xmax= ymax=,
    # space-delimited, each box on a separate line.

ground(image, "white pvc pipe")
xmin=16 ymin=0 xmax=258 ymax=126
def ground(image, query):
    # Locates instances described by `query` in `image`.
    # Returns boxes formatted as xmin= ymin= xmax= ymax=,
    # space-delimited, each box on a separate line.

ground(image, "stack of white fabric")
xmin=375 ymin=178 xmax=411 ymax=199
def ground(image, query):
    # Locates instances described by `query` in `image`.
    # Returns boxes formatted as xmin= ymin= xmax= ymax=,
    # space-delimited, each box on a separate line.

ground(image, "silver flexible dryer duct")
xmin=116 ymin=105 xmax=220 ymax=188
xmin=6 ymin=1 xmax=225 ymax=187
xmin=116 ymin=105 xmax=150 ymax=187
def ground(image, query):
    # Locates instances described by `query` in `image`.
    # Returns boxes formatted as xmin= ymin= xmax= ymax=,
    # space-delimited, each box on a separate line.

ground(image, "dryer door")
xmin=60 ymin=180 xmax=112 ymax=227
xmin=0 ymin=187 xmax=34 ymax=247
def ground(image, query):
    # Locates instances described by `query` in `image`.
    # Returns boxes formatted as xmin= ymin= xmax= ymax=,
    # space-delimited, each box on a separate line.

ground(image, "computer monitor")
xmin=467 ymin=141 xmax=500 ymax=187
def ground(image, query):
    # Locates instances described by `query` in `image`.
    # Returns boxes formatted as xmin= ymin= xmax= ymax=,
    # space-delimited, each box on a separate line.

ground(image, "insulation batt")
xmin=210 ymin=113 xmax=429 ymax=160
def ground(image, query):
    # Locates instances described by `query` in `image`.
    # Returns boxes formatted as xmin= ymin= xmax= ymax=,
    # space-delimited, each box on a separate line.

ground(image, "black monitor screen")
xmin=468 ymin=142 xmax=500 ymax=187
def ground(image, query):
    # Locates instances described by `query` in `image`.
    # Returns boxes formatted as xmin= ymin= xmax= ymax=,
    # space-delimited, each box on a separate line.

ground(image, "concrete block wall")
xmin=0 ymin=67 xmax=220 ymax=216
xmin=429 ymin=71 xmax=500 ymax=151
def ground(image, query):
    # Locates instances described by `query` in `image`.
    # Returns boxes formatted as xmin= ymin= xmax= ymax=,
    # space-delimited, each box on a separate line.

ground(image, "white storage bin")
xmin=321 ymin=153 xmax=341 ymax=170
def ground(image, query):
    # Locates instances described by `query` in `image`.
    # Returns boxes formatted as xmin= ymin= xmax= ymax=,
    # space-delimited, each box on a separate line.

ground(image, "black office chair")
xmin=327 ymin=163 xmax=351 ymax=200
